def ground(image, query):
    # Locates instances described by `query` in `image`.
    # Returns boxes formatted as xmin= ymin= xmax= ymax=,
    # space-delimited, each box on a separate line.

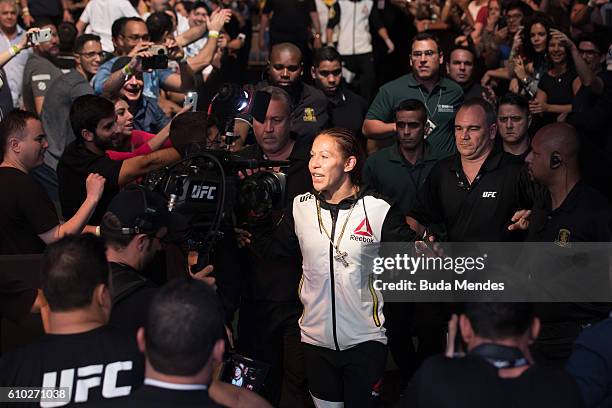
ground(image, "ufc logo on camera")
xmin=40 ymin=361 xmax=133 ymax=407
xmin=189 ymin=182 xmax=218 ymax=201
xmin=482 ymin=191 xmax=497 ymax=198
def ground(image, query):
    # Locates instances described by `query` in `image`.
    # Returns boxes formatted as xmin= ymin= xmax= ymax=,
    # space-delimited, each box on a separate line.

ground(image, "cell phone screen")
xmin=219 ymin=354 xmax=270 ymax=393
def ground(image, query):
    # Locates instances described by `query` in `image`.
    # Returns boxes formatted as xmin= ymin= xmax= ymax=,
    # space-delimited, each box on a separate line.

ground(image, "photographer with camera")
xmin=247 ymin=128 xmax=416 ymax=406
xmin=401 ymin=303 xmax=585 ymax=408
xmin=233 ymin=86 xmax=313 ymax=406
xmin=21 ymin=19 xmax=62 ymax=116
xmin=94 ymin=8 xmax=231 ymax=101
xmin=0 ymin=25 xmax=44 ymax=116
xmin=109 ymin=56 xmax=170 ymax=134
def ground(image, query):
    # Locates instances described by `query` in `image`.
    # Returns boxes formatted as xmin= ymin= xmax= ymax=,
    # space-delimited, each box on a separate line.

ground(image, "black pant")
xmin=342 ymin=52 xmax=376 ymax=103
xmin=237 ymin=300 xmax=312 ymax=408
xmin=302 ymin=341 xmax=387 ymax=407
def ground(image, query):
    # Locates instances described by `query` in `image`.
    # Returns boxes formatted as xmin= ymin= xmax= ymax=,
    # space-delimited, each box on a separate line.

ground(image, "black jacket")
xmin=234 ymin=136 xmax=313 ymax=302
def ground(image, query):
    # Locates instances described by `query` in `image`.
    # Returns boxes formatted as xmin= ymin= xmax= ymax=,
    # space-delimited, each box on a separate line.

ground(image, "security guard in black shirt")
xmin=407 ymin=98 xmax=535 ymax=242
xmin=257 ymin=43 xmax=329 ymax=142
xmin=405 ymin=98 xmax=538 ymax=373
xmin=310 ymin=47 xmax=368 ymax=144
xmin=520 ymin=123 xmax=612 ymax=367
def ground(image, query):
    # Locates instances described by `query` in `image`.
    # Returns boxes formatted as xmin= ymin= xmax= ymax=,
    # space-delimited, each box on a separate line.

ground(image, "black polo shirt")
xmin=527 ymin=180 xmax=612 ymax=243
xmin=526 ymin=181 xmax=612 ymax=331
xmin=407 ymin=145 xmax=535 ymax=242
xmin=363 ymin=142 xmax=448 ymax=214
xmin=256 ymin=81 xmax=330 ymax=143
xmin=328 ymin=87 xmax=368 ymax=142
xmin=57 ymin=141 xmax=122 ymax=224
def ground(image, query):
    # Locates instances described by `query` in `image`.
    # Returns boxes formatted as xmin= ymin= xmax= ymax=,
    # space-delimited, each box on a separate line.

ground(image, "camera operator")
xmin=99 ymin=187 xmax=213 ymax=337
xmin=93 ymin=9 xmax=231 ymax=101
xmin=401 ymin=303 xmax=585 ymax=407
xmin=0 ymin=234 xmax=145 ymax=406
xmin=57 ymin=95 xmax=181 ymax=224
xmin=109 ymin=56 xmax=170 ymax=134
xmin=233 ymin=86 xmax=313 ymax=406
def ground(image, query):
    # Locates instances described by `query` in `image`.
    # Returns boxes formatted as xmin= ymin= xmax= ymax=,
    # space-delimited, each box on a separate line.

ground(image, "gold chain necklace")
xmin=316 ymin=198 xmax=357 ymax=268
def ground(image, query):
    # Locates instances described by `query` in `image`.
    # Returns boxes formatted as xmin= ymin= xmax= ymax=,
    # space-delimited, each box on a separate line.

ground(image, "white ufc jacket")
xmin=252 ymin=189 xmax=415 ymax=351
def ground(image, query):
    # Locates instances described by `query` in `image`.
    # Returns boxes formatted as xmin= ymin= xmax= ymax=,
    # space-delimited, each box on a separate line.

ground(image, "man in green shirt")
xmin=363 ymin=98 xmax=448 ymax=215
xmin=363 ymin=33 xmax=463 ymax=154
xmin=362 ymin=98 xmax=448 ymax=374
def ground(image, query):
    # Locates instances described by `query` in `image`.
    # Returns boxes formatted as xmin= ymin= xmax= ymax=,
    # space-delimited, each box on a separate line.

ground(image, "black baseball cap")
xmin=101 ymin=186 xmax=187 ymax=239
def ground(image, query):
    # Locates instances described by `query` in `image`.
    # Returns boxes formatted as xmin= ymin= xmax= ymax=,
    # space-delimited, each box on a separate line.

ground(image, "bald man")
xmin=523 ymin=123 xmax=612 ymax=368
xmin=259 ymin=42 xmax=329 ymax=142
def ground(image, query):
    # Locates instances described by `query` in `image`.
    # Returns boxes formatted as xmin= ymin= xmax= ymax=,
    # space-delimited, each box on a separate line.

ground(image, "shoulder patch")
xmin=32 ymin=74 xmax=51 ymax=82
xmin=303 ymin=107 xmax=317 ymax=122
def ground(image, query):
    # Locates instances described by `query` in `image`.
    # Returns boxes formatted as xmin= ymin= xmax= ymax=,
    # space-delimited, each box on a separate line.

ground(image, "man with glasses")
xmin=497 ymin=92 xmax=531 ymax=159
xmin=311 ymin=46 xmax=367 ymax=142
xmin=364 ymin=33 xmax=463 ymax=154
xmin=93 ymin=10 xmax=230 ymax=102
xmin=39 ymin=34 xmax=101 ymax=203
xmin=572 ymin=34 xmax=609 ymax=112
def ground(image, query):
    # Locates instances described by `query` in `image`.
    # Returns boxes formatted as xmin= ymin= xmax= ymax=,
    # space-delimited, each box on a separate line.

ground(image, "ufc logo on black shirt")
xmin=482 ymin=192 xmax=497 ymax=198
xmin=41 ymin=361 xmax=133 ymax=407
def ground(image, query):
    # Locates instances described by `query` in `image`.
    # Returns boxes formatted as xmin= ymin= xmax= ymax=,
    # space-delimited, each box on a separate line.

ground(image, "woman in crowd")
xmin=529 ymin=29 xmax=579 ymax=127
xmin=104 ymin=97 xmax=193 ymax=161
xmin=509 ymin=14 xmax=553 ymax=97
xmin=250 ymin=128 xmax=415 ymax=406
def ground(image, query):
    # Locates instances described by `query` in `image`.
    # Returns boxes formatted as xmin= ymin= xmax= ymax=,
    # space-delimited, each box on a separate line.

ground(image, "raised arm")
xmin=38 ymin=173 xmax=105 ymax=244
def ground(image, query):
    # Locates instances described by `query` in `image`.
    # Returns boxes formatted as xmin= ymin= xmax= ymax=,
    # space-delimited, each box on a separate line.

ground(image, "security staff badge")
xmin=554 ymin=228 xmax=571 ymax=248
xmin=303 ymin=107 xmax=317 ymax=122
xmin=425 ymin=118 xmax=436 ymax=138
